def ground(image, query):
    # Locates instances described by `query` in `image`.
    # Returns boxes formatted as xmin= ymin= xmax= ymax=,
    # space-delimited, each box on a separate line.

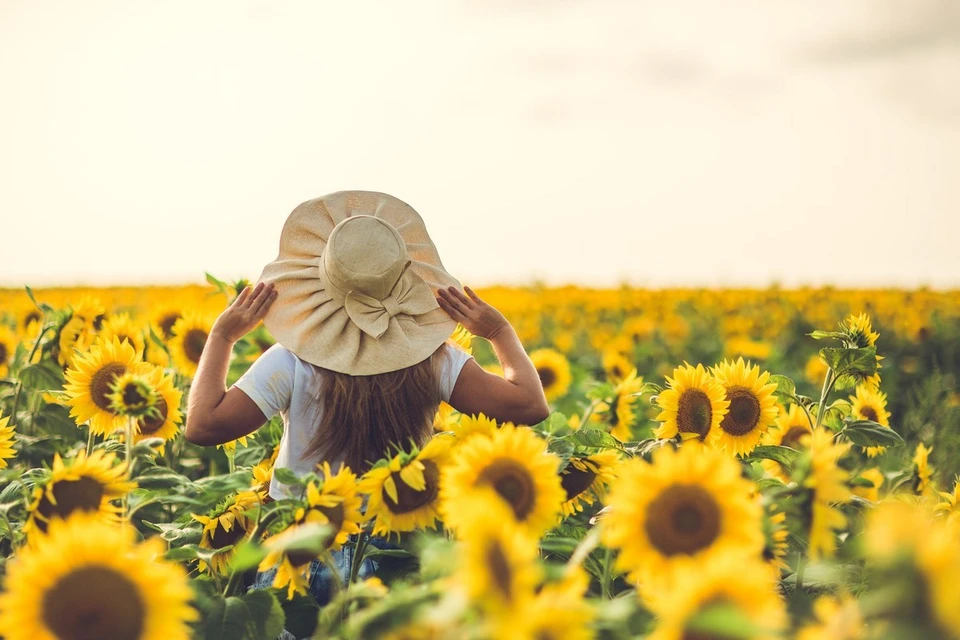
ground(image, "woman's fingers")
xmin=436 ymin=293 xmax=467 ymax=322
xmin=234 ymin=285 xmax=252 ymax=306
xmin=250 ymin=283 xmax=276 ymax=316
xmin=447 ymin=287 xmax=475 ymax=310
xmin=464 ymin=286 xmax=483 ymax=304
xmin=438 ymin=287 xmax=470 ymax=316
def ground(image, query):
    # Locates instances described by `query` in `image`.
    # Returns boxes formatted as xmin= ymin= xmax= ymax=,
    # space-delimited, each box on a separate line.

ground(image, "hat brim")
xmin=258 ymin=191 xmax=461 ymax=375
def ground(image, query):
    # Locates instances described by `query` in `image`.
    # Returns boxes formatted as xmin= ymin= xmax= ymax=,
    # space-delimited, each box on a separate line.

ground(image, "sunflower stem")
xmin=814 ymin=368 xmax=835 ymax=430
xmin=86 ymin=429 xmax=96 ymax=457
xmin=10 ymin=322 xmax=51 ymax=428
xmin=579 ymin=399 xmax=602 ymax=429
xmin=124 ymin=416 xmax=136 ymax=517
xmin=601 ymin=545 xmax=613 ymax=599
xmin=348 ymin=527 xmax=371 ymax=586
xmin=795 ymin=555 xmax=806 ymax=591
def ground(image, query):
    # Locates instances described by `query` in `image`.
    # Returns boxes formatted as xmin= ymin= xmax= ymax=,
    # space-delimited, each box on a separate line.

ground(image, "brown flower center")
xmin=210 ymin=517 xmax=250 ymax=550
xmin=719 ymin=386 xmax=761 ymax=436
xmin=560 ymin=465 xmax=596 ymax=501
xmin=537 ymin=367 xmax=557 ymax=389
xmin=182 ymin=329 xmax=208 ymax=364
xmin=42 ymin=566 xmax=144 ymax=640
xmin=486 ymin=539 xmax=513 ymax=600
xmin=644 ymin=484 xmax=721 ymax=557
xmin=90 ymin=363 xmax=128 ymax=412
xmin=780 ymin=426 xmax=810 ymax=449
xmin=138 ymin=397 xmax=169 ymax=435
xmin=35 ymin=477 xmax=106 ymax=533
xmin=860 ymin=407 xmax=879 ymax=422
xmin=478 ymin=460 xmax=536 ymax=521
xmin=159 ymin=312 xmax=182 ymax=339
xmin=383 ymin=461 xmax=440 ymax=514
xmin=677 ymin=389 xmax=713 ymax=441
xmin=0 ymin=343 xmax=8 ymax=365
xmin=120 ymin=383 xmax=149 ymax=410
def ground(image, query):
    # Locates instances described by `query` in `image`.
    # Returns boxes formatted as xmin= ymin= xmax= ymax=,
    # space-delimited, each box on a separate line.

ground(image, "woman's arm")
xmin=437 ymin=286 xmax=550 ymax=425
xmin=184 ymin=282 xmax=278 ymax=446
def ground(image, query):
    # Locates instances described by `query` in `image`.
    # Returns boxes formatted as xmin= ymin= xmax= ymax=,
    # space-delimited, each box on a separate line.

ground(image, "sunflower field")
xmin=1 ymin=279 xmax=959 ymax=639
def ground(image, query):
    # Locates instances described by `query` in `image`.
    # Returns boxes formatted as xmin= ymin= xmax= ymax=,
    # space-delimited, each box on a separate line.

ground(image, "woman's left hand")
xmin=210 ymin=282 xmax=278 ymax=344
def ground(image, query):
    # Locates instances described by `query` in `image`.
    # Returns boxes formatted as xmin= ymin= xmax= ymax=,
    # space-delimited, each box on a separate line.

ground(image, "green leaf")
xmin=145 ymin=520 xmax=202 ymax=546
xmin=547 ymin=438 xmax=574 ymax=460
xmin=201 ymin=596 xmax=250 ymax=640
xmin=272 ymin=467 xmax=301 ymax=486
xmin=767 ymin=375 xmax=796 ymax=404
xmin=819 ymin=346 xmax=878 ymax=378
xmin=363 ymin=547 xmax=416 ymax=560
xmin=205 ymin=272 xmax=229 ymax=295
xmin=241 ymin=590 xmax=285 ymax=640
xmin=19 ymin=361 xmax=65 ymax=391
xmin=850 ymin=475 xmax=878 ymax=488
xmin=809 ymin=330 xmax=847 ymax=341
xmin=586 ymin=382 xmax=615 ymax=402
xmin=842 ymin=421 xmax=904 ymax=447
xmin=260 ymin=522 xmax=333 ymax=559
xmin=539 ymin=412 xmax=572 ymax=436
xmin=165 ymin=543 xmax=227 ymax=563
xmin=566 ymin=429 xmax=623 ymax=450
xmin=228 ymin=540 xmax=269 ymax=572
xmin=639 ymin=381 xmax=663 ymax=395
xmin=748 ymin=445 xmax=799 ymax=470
xmin=280 ymin=593 xmax=319 ymax=640
xmin=539 ymin=537 xmax=581 ymax=555
xmin=685 ymin=602 xmax=765 ymax=640
xmin=135 ymin=466 xmax=192 ymax=490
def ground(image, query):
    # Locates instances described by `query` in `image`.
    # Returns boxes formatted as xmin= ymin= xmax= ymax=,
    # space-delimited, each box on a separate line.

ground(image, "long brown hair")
xmin=304 ymin=347 xmax=442 ymax=473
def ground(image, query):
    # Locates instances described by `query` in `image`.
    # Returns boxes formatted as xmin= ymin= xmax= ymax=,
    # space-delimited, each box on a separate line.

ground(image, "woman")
xmin=184 ymin=191 xmax=549 ymax=609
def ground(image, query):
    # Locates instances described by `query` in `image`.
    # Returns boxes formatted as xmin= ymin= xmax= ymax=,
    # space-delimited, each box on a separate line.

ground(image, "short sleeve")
xmin=232 ymin=344 xmax=296 ymax=420
xmin=436 ymin=343 xmax=474 ymax=403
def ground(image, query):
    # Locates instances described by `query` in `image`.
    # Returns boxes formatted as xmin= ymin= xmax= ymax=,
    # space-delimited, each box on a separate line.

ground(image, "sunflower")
xmin=63 ymin=337 xmax=144 ymax=436
xmin=107 ymin=369 xmax=159 ymax=419
xmin=0 ymin=512 xmax=197 ymax=640
xmin=296 ymin=462 xmax=364 ymax=551
xmin=502 ymin=567 xmax=595 ymax=640
xmin=762 ymin=505 xmax=790 ymax=577
xmin=797 ymin=594 xmax=863 ymax=640
xmin=864 ymin=501 xmax=960 ymax=637
xmin=645 ymin=554 xmax=786 ymax=640
xmin=251 ymin=448 xmax=278 ymax=494
xmin=842 ymin=312 xmax=879 ymax=348
xmin=191 ymin=490 xmax=264 ymax=574
xmin=935 ymin=476 xmax=960 ymax=527
xmin=602 ymin=349 xmax=634 ymax=382
xmin=360 ymin=437 xmax=453 ymax=536
xmin=449 ymin=324 xmax=474 ymax=355
xmin=153 ymin=305 xmax=184 ymax=340
xmin=433 ymin=402 xmax=460 ymax=433
xmin=168 ymin=313 xmax=213 ymax=378
xmin=132 ymin=367 xmax=183 ymax=446
xmin=761 ymin=404 xmax=813 ymax=483
xmin=600 ymin=444 xmax=763 ymax=585
xmin=850 ymin=385 xmax=892 ymax=457
xmin=559 ymin=450 xmax=620 ymax=517
xmin=56 ymin=297 xmax=105 ymax=367
xmin=24 ymin=450 xmax=136 ymax=537
xmin=653 ymin=363 xmax=729 ymax=448
xmin=913 ymin=443 xmax=935 ymax=497
xmin=257 ymin=524 xmax=319 ymax=600
xmin=851 ymin=467 xmax=884 ymax=503
xmin=530 ymin=348 xmax=572 ymax=403
xmin=710 ymin=358 xmax=779 ymax=456
xmin=454 ymin=491 xmax=540 ymax=615
xmin=0 ymin=414 xmax=16 ymax=468
xmin=449 ymin=412 xmax=499 ymax=442
xmin=441 ymin=423 xmax=565 ymax=537
xmin=804 ymin=429 xmax=853 ymax=562
xmin=592 ymin=368 xmax=644 ymax=441
xmin=98 ymin=313 xmax=145 ymax=356
xmin=0 ymin=325 xmax=16 ymax=377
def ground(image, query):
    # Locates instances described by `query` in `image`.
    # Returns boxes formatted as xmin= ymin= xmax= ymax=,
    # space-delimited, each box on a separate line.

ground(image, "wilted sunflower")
xmin=192 ymin=490 xmax=263 ymax=574
xmin=0 ymin=414 xmax=16 ymax=468
xmin=454 ymin=492 xmax=540 ymax=615
xmin=653 ymin=363 xmax=729 ymax=448
xmin=530 ymin=348 xmax=572 ymax=403
xmin=864 ymin=501 xmax=960 ymax=637
xmin=645 ymin=554 xmax=786 ymax=640
xmin=850 ymin=385 xmax=892 ymax=457
xmin=797 ymin=594 xmax=863 ymax=640
xmin=0 ymin=325 xmax=16 ymax=377
xmin=761 ymin=404 xmax=813 ymax=483
xmin=441 ymin=423 xmax=565 ymax=537
xmin=98 ymin=313 xmax=146 ymax=356
xmin=710 ymin=358 xmax=779 ymax=456
xmin=804 ymin=429 xmax=853 ymax=562
xmin=24 ymin=450 xmax=136 ymax=537
xmin=592 ymin=368 xmax=644 ymax=442
xmin=559 ymin=450 xmax=620 ymax=517
xmin=63 ymin=337 xmax=144 ymax=435
xmin=601 ymin=444 xmax=763 ymax=585
xmin=296 ymin=462 xmax=364 ymax=551
xmin=0 ymin=512 xmax=197 ymax=640
xmin=168 ymin=313 xmax=213 ymax=378
xmin=360 ymin=437 xmax=453 ymax=536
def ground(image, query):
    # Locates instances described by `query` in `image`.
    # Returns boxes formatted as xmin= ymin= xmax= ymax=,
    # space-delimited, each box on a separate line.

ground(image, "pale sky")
xmin=1 ymin=0 xmax=958 ymax=288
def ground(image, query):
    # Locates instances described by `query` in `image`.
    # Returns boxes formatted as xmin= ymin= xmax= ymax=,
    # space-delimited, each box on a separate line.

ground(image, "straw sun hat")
xmin=258 ymin=191 xmax=461 ymax=375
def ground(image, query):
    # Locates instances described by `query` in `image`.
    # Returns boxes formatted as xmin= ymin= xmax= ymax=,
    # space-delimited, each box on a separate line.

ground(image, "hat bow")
xmin=343 ymin=272 xmax=437 ymax=339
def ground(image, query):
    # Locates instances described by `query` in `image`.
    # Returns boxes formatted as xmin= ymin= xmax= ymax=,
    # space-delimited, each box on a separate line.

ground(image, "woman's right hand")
xmin=211 ymin=281 xmax=278 ymax=344
xmin=436 ymin=286 xmax=509 ymax=340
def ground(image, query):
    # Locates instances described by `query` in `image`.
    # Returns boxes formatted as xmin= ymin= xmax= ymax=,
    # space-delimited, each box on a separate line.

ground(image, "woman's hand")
xmin=210 ymin=281 xmax=278 ymax=344
xmin=436 ymin=286 xmax=509 ymax=340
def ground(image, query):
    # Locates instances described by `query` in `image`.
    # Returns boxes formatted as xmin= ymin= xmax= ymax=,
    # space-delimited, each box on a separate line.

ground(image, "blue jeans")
xmin=251 ymin=535 xmax=396 ymax=640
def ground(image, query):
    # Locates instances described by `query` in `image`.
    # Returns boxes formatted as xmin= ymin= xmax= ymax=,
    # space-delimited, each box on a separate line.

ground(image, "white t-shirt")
xmin=233 ymin=342 xmax=473 ymax=499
